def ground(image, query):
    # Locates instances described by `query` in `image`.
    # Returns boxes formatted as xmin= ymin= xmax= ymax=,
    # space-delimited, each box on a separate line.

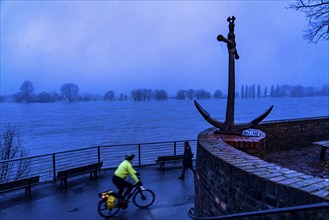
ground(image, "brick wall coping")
xmin=260 ymin=116 xmax=329 ymax=124
xmin=199 ymin=127 xmax=329 ymax=201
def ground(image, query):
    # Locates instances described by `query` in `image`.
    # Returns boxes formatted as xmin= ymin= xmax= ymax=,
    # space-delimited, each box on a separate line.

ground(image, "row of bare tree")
xmin=241 ymin=84 xmax=329 ymax=98
xmin=1 ymin=80 xmax=328 ymax=103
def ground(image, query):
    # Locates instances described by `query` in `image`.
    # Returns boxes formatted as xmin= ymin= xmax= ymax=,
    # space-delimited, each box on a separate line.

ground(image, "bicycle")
xmin=97 ymin=179 xmax=155 ymax=218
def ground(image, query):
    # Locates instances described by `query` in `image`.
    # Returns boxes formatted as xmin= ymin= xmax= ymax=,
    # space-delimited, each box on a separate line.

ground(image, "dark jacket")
xmin=183 ymin=147 xmax=193 ymax=167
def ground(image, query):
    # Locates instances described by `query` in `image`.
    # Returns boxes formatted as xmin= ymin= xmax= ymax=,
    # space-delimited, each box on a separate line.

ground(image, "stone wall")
xmin=194 ymin=117 xmax=329 ymax=219
xmin=255 ymin=116 xmax=329 ymax=152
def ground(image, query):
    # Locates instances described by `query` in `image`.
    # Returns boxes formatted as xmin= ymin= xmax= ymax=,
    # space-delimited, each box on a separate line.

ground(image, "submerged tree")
xmin=289 ymin=0 xmax=329 ymax=43
xmin=185 ymin=89 xmax=195 ymax=100
xmin=257 ymin=84 xmax=261 ymax=98
xmin=0 ymin=124 xmax=30 ymax=182
xmin=17 ymin=80 xmax=35 ymax=103
xmin=61 ymin=83 xmax=79 ymax=102
xmin=175 ymin=90 xmax=186 ymax=100
xmin=245 ymin=85 xmax=249 ymax=98
xmin=153 ymin=89 xmax=168 ymax=101
xmin=290 ymin=85 xmax=306 ymax=97
xmin=213 ymin=90 xmax=224 ymax=99
xmin=36 ymin=91 xmax=55 ymax=103
xmin=264 ymin=86 xmax=268 ymax=97
xmin=195 ymin=89 xmax=211 ymax=99
xmin=104 ymin=90 xmax=115 ymax=101
xmin=119 ymin=93 xmax=128 ymax=101
xmin=131 ymin=89 xmax=152 ymax=101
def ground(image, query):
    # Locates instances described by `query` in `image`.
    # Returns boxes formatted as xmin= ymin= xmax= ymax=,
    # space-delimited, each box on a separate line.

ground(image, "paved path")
xmin=0 ymin=164 xmax=195 ymax=220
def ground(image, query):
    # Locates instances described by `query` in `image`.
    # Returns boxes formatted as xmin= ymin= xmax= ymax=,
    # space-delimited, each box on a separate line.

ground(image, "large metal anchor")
xmin=194 ymin=16 xmax=273 ymax=134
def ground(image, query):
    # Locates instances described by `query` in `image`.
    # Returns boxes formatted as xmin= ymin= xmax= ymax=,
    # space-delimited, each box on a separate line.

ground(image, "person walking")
xmin=178 ymin=141 xmax=195 ymax=179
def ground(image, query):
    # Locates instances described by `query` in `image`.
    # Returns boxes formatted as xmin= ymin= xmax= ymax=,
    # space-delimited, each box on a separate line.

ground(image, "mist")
xmin=1 ymin=1 xmax=328 ymax=96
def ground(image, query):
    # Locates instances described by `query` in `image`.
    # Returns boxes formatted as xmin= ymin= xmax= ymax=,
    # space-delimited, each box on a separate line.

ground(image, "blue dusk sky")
xmin=1 ymin=1 xmax=328 ymax=96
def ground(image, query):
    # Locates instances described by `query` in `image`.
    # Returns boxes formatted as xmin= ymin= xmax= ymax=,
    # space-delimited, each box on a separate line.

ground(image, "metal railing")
xmin=188 ymin=202 xmax=329 ymax=219
xmin=0 ymin=139 xmax=197 ymax=183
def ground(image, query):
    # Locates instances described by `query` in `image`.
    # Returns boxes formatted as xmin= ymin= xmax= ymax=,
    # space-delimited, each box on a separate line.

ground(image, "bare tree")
xmin=19 ymin=80 xmax=35 ymax=103
xmin=175 ymin=90 xmax=186 ymax=100
xmin=289 ymin=0 xmax=329 ymax=43
xmin=153 ymin=89 xmax=168 ymax=101
xmin=131 ymin=89 xmax=143 ymax=101
xmin=61 ymin=83 xmax=79 ymax=102
xmin=213 ymin=90 xmax=224 ymax=99
xmin=245 ymin=85 xmax=249 ymax=98
xmin=119 ymin=93 xmax=128 ymax=101
xmin=131 ymin=88 xmax=152 ymax=101
xmin=264 ymin=86 xmax=268 ymax=98
xmin=186 ymin=89 xmax=195 ymax=100
xmin=37 ymin=91 xmax=55 ymax=103
xmin=0 ymin=124 xmax=30 ymax=182
xmin=195 ymin=89 xmax=211 ymax=99
xmin=290 ymin=85 xmax=306 ymax=97
xmin=104 ymin=90 xmax=115 ymax=101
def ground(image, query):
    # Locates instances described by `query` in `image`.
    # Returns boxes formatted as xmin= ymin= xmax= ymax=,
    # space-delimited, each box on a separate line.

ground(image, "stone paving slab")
xmin=0 ymin=165 xmax=195 ymax=220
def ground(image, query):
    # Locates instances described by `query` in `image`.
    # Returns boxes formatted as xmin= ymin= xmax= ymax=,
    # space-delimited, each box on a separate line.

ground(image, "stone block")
xmin=300 ymin=184 xmax=324 ymax=193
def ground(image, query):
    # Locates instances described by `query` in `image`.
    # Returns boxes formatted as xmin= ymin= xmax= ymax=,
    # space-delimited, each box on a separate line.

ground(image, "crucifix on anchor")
xmin=194 ymin=16 xmax=273 ymax=135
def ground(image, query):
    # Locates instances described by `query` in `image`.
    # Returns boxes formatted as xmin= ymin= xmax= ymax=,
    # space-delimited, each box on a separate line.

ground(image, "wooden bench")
xmin=313 ymin=140 xmax=329 ymax=161
xmin=57 ymin=161 xmax=103 ymax=189
xmin=0 ymin=176 xmax=40 ymax=198
xmin=155 ymin=155 xmax=184 ymax=171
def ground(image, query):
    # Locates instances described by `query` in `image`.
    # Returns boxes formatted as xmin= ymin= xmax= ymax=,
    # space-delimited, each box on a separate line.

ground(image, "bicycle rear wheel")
xmin=97 ymin=199 xmax=120 ymax=218
xmin=132 ymin=189 xmax=155 ymax=208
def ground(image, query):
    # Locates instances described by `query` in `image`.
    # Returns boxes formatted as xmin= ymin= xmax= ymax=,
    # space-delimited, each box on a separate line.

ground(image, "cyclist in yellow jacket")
xmin=112 ymin=153 xmax=142 ymax=204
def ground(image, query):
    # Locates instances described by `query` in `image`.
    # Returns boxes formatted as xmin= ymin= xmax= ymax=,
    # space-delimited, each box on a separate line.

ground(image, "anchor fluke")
xmin=234 ymin=105 xmax=274 ymax=130
xmin=194 ymin=100 xmax=226 ymax=130
xmin=195 ymin=99 xmax=273 ymax=133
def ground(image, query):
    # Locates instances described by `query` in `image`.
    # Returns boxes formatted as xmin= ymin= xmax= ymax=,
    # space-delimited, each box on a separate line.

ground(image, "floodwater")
xmin=1 ymin=97 xmax=328 ymax=156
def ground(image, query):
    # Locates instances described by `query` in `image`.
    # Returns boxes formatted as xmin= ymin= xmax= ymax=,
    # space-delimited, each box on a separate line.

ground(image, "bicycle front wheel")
xmin=132 ymin=189 xmax=155 ymax=208
xmin=97 ymin=200 xmax=120 ymax=218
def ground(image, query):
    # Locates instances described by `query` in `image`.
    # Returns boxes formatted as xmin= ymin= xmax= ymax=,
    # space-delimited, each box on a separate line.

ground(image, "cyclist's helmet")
xmin=125 ymin=153 xmax=135 ymax=161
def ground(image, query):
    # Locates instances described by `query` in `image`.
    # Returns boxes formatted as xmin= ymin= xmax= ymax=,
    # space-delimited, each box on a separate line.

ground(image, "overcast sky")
xmin=1 ymin=1 xmax=328 ymax=96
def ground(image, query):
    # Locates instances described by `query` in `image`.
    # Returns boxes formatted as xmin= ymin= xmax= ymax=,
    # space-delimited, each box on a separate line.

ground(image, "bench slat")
xmin=0 ymin=176 xmax=40 ymax=198
xmin=155 ymin=155 xmax=184 ymax=171
xmin=57 ymin=162 xmax=103 ymax=189
xmin=156 ymin=155 xmax=184 ymax=161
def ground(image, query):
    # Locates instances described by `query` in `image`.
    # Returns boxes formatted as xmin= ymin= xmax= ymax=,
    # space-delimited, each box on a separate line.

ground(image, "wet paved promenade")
xmin=0 ymin=164 xmax=195 ymax=220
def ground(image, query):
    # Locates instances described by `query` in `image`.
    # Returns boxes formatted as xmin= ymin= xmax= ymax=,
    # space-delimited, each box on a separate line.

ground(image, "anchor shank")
xmin=225 ymin=49 xmax=236 ymax=129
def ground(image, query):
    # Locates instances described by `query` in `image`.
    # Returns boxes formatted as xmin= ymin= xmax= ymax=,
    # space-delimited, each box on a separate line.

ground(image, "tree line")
xmin=240 ymin=84 xmax=329 ymax=98
xmin=0 ymin=80 xmax=328 ymax=103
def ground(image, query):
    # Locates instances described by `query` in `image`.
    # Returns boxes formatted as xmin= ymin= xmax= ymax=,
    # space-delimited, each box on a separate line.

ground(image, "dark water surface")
xmin=1 ymin=97 xmax=328 ymax=156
